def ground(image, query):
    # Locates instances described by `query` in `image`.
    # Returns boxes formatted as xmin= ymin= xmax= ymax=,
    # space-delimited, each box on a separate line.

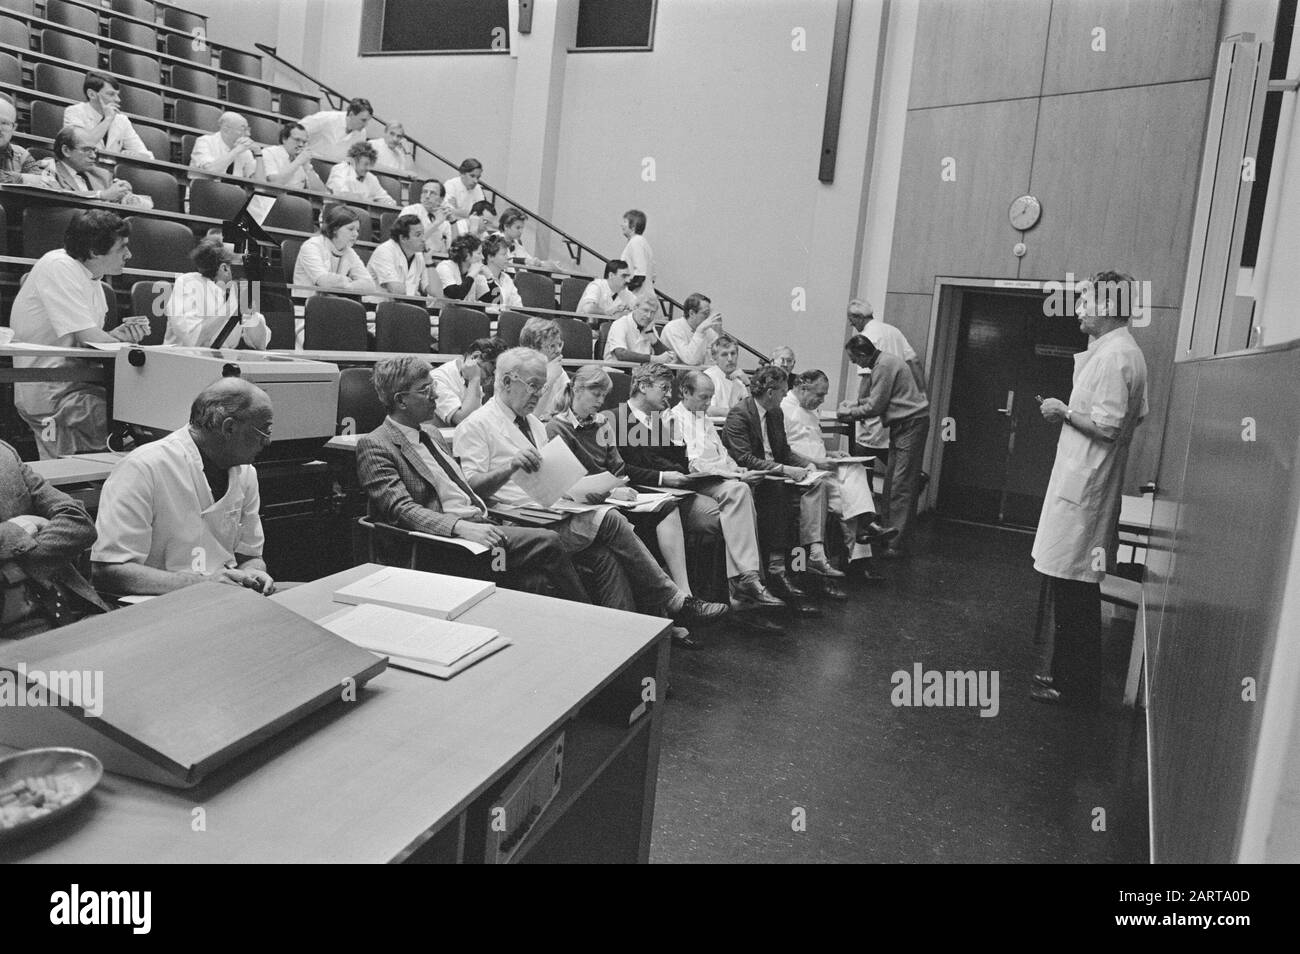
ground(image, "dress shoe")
xmin=1029 ymin=685 xmax=1061 ymax=705
xmin=855 ymin=522 xmax=900 ymax=546
xmin=807 ymin=555 xmax=845 ymax=578
xmin=736 ymin=614 xmax=785 ymax=635
xmin=879 ymin=547 xmax=908 ymax=560
xmin=766 ymin=571 xmax=806 ymax=601
xmin=788 ymin=600 xmax=823 ymax=619
xmin=1033 ymin=673 xmax=1054 ymax=688
xmin=673 ymin=595 xmax=729 ymax=627
xmin=815 ymin=579 xmax=848 ymax=601
xmin=668 ymin=626 xmax=701 ymax=650
xmin=731 ymin=577 xmax=787 ymax=608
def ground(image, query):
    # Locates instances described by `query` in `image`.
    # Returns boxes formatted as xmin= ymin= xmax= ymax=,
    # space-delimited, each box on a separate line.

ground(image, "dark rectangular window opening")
xmin=360 ymin=0 xmax=511 ymax=55
xmin=1241 ymin=0 xmax=1296 ymax=266
xmin=572 ymin=0 xmax=657 ymax=52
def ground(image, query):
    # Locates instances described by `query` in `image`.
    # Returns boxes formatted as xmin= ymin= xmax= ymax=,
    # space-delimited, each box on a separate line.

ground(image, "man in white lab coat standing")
xmin=1031 ymin=271 xmax=1149 ymax=708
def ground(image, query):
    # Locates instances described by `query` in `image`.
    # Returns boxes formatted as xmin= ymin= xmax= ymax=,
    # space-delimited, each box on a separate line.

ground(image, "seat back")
xmin=304 ymin=294 xmax=368 ymax=351
xmin=280 ymin=238 xmax=304 ymax=285
xmin=33 ymin=62 xmax=82 ymax=100
xmin=100 ymin=280 xmax=120 ymax=332
xmin=130 ymin=279 xmax=171 ymax=323
xmin=116 ymin=83 xmax=164 ymax=119
xmin=161 ymin=7 xmax=204 ymax=33
xmin=109 ymin=48 xmax=161 ymax=84
xmin=0 ymin=15 xmax=30 ymax=50
xmin=110 ymin=0 xmax=154 ymax=18
xmin=246 ymin=113 xmax=279 ymax=146
xmin=555 ymin=315 xmax=593 ymax=360
xmin=378 ymin=211 xmax=398 ymax=240
xmin=44 ymin=1 xmax=100 ymax=35
xmin=22 ymin=206 xmax=78 ymax=258
xmin=169 ymin=63 xmax=218 ymax=98
xmin=596 ymin=317 xmax=612 ymax=359
xmin=165 ymin=31 xmax=209 ymax=65
xmin=225 ymin=78 xmax=271 ymax=112
xmin=495 ymin=310 xmax=528 ymax=347
xmin=256 ymin=284 xmax=296 ymax=348
xmin=263 ymin=194 xmax=314 ymax=234
xmin=0 ymin=0 xmax=33 ymax=16
xmin=277 ymin=90 xmax=319 ymax=119
xmin=41 ymin=30 xmax=99 ymax=68
xmin=115 ymin=163 xmax=181 ymax=211
xmin=126 ymin=217 xmax=196 ymax=272
xmin=132 ymin=122 xmax=170 ymax=161
xmin=559 ymin=276 xmax=588 ymax=314
xmin=374 ymin=300 xmax=431 ymax=354
xmin=0 ymin=50 xmax=21 ymax=85
xmin=29 ymin=99 xmax=65 ymax=140
xmin=174 ymin=98 xmax=221 ymax=132
xmin=436 ymin=303 xmax=489 ymax=356
xmin=219 ymin=48 xmax=262 ymax=79
xmin=350 ymin=208 xmax=373 ymax=244
xmin=601 ymin=371 xmax=631 ymax=412
xmin=337 ymin=367 xmax=385 ymax=435
xmin=108 ymin=17 xmax=157 ymax=48
xmin=310 ymin=157 xmax=333 ymax=184
xmin=514 ymin=270 xmax=556 ymax=310
xmin=189 ymin=177 xmax=249 ymax=220
xmin=374 ymin=173 xmax=402 ymax=205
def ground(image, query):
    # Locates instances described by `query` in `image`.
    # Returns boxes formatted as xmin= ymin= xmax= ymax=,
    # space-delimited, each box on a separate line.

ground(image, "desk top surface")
xmin=0 ymin=564 xmax=669 ymax=863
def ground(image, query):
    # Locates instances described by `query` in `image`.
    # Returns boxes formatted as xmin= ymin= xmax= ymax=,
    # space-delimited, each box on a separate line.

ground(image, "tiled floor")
xmin=650 ymin=518 xmax=1150 ymax=863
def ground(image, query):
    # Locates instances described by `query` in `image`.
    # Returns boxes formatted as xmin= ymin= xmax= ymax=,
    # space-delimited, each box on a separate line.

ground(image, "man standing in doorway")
xmin=1030 ymin=271 xmax=1148 ymax=708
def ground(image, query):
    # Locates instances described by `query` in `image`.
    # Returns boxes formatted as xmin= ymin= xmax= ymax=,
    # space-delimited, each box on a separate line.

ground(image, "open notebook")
xmin=319 ymin=603 xmax=510 ymax=679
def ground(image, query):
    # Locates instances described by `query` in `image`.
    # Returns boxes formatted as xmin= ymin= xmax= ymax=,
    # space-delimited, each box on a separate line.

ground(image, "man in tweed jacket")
xmin=355 ymin=356 xmax=588 ymax=602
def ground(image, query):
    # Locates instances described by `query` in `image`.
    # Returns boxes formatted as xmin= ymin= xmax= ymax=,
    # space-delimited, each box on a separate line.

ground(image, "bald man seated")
xmin=189 ymin=112 xmax=266 ymax=183
xmin=92 ymin=379 xmax=279 ymax=597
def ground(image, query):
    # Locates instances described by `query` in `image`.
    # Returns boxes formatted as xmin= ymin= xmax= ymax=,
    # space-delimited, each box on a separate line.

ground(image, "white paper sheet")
xmin=512 ymin=436 xmax=588 ymax=507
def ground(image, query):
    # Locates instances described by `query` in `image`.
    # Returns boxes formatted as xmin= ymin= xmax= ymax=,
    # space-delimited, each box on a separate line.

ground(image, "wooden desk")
xmin=0 ymin=564 xmax=670 ymax=863
xmin=27 ymin=454 xmax=124 ymax=487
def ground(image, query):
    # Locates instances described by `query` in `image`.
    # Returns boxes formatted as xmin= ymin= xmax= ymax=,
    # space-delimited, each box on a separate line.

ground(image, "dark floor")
xmin=650 ymin=517 xmax=1150 ymax=863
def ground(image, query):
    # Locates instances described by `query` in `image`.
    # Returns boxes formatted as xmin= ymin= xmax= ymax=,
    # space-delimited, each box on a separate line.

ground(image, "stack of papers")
xmin=333 ymin=567 xmax=495 ymax=620
xmin=608 ymin=492 xmax=676 ymax=512
xmin=320 ymin=603 xmax=509 ymax=679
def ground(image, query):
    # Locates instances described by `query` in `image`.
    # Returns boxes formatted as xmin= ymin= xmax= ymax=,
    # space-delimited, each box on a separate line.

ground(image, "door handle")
xmin=996 ymin=390 xmax=1015 ymax=417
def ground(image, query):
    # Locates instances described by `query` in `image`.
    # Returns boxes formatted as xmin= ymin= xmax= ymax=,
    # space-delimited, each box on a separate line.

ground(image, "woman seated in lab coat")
xmin=164 ymin=237 xmax=271 ymax=350
xmin=293 ymin=204 xmax=377 ymax=298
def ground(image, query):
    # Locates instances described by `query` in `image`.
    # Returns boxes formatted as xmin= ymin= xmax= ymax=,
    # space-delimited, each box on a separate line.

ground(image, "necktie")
xmin=418 ymin=430 xmax=487 ymax=517
xmin=514 ymin=416 xmax=536 ymax=447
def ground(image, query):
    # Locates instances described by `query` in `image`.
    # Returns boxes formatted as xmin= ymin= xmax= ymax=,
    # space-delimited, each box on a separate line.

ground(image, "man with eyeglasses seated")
xmin=357 ymin=356 xmax=588 ymax=602
xmin=455 ymin=348 xmax=729 ymax=646
xmin=50 ymin=126 xmax=136 ymax=204
xmin=248 ymin=122 xmax=325 ymax=224
xmin=577 ymin=259 xmax=637 ymax=330
xmin=0 ymin=94 xmax=55 ymax=186
xmin=92 ymin=379 xmax=279 ymax=598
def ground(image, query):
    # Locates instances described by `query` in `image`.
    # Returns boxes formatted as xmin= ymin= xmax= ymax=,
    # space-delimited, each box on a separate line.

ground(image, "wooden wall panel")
xmin=1042 ymin=0 xmax=1221 ymax=96
xmin=1017 ymin=81 xmax=1212 ymax=308
xmin=887 ymin=99 xmax=1038 ymax=294
xmin=908 ymin=0 xmax=1051 ymax=109
xmin=1125 ymin=306 xmax=1179 ymax=494
xmin=881 ymin=292 xmax=934 ymax=362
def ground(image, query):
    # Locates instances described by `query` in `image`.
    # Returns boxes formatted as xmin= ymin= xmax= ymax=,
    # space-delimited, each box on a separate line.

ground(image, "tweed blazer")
xmin=721 ymin=397 xmax=812 ymax=472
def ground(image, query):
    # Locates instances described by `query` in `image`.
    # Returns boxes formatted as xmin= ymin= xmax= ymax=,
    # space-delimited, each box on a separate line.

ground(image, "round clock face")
xmin=1009 ymin=195 xmax=1041 ymax=231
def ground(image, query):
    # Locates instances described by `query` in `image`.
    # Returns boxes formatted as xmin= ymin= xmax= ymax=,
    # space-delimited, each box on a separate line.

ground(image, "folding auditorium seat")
xmin=337 ymin=367 xmax=386 ymax=433
xmin=2 ymin=0 xmax=34 ymax=16
xmin=219 ymin=48 xmax=261 ymax=79
xmin=600 ymin=371 xmax=631 ymax=412
xmin=0 ymin=51 xmax=20 ymax=85
xmin=0 ymin=15 xmax=30 ymax=50
xmin=188 ymin=178 xmax=248 ymax=220
xmin=32 ymin=62 xmax=83 ymax=101
xmin=309 ymin=157 xmax=333 ymax=184
xmin=374 ymin=301 xmax=431 ymax=354
xmin=174 ymin=98 xmax=220 ymax=131
xmin=513 ymin=271 xmax=557 ymax=310
xmin=170 ymin=63 xmax=218 ymax=99
xmin=161 ymin=7 xmax=204 ymax=34
xmin=130 ymin=278 xmax=170 ymax=320
xmin=303 ymin=295 xmax=368 ymax=351
xmin=246 ymin=114 xmax=279 ymax=146
xmin=109 ymin=47 xmax=161 ymax=84
xmin=132 ymin=122 xmax=169 ymax=161
xmin=110 ymin=0 xmax=154 ymax=19
xmin=115 ymin=164 xmax=181 ymax=211
xmin=164 ymin=32 xmax=208 ymax=65
xmin=495 ymin=310 xmax=528 ymax=348
xmin=555 ymin=315 xmax=593 ymax=359
xmin=116 ymin=84 xmax=164 ymax=120
xmin=124 ymin=216 xmax=195 ymax=272
xmin=22 ymin=206 xmax=78 ymax=258
xmin=375 ymin=173 xmax=402 ymax=205
xmin=108 ymin=17 xmax=158 ymax=49
xmin=280 ymin=238 xmax=303 ymax=285
xmin=436 ymin=304 xmax=489 ymax=356
xmin=43 ymin=0 xmax=100 ymax=36
xmin=40 ymin=30 xmax=100 ymax=69
xmin=29 ymin=100 xmax=66 ymax=140
xmin=256 ymin=284 xmax=295 ymax=348
xmin=263 ymin=195 xmax=314 ymax=234
xmin=276 ymin=90 xmax=319 ymax=120
xmin=352 ymin=210 xmax=373 ymax=244
xmin=225 ymin=78 xmax=271 ymax=113
xmin=558 ymin=277 xmax=588 ymax=313
xmin=378 ymin=211 xmax=398 ymax=238
xmin=180 ymin=132 xmax=197 ymax=163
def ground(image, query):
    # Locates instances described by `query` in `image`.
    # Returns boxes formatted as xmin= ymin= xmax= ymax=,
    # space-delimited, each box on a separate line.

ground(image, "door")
xmin=936 ymin=290 xmax=1086 ymax=528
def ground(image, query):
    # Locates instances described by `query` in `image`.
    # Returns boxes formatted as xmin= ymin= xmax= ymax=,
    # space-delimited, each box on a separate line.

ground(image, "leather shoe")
xmin=788 ymin=600 xmax=823 ymax=619
xmin=669 ymin=626 xmax=701 ymax=650
xmin=815 ymin=579 xmax=848 ymax=601
xmin=1029 ymin=685 xmax=1061 ymax=704
xmin=1033 ymin=673 xmax=1054 ymax=688
xmin=766 ymin=571 xmax=806 ymax=601
xmin=807 ymin=555 xmax=845 ymax=578
xmin=731 ymin=577 xmax=786 ymax=608
xmin=856 ymin=522 xmax=900 ymax=546
xmin=673 ymin=595 xmax=729 ymax=627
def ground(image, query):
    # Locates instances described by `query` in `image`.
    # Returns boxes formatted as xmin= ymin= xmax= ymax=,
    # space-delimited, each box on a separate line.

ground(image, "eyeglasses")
xmin=244 ymin=420 xmax=273 ymax=440
xmin=399 ymin=384 xmax=435 ymax=400
xmin=511 ymin=377 xmax=546 ymax=396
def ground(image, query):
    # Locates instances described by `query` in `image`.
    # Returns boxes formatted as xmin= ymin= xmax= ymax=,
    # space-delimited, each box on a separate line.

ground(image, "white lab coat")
xmin=92 ymin=427 xmax=265 ymax=576
xmin=1031 ymin=326 xmax=1148 ymax=583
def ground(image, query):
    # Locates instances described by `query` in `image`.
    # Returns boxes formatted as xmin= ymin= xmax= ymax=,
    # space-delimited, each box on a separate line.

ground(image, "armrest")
xmin=357 ymin=516 xmax=494 ymax=570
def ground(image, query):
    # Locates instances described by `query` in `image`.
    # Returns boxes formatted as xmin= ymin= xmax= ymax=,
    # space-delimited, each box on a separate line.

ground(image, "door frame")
xmin=924 ymin=276 xmax=1071 ymax=521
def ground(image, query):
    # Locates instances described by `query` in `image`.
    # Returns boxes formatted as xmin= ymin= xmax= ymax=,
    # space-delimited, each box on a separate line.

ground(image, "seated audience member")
xmin=189 ymin=113 xmax=266 ymax=192
xmin=1 ymin=94 xmax=55 ymax=185
xmin=497 ymin=207 xmax=561 ymax=270
xmin=723 ymin=365 xmax=845 ymax=594
xmin=293 ymin=204 xmax=377 ymax=297
xmin=782 ymin=370 xmax=895 ymax=583
xmin=772 ymin=345 xmax=797 ymax=386
xmin=846 ymin=298 xmax=925 ymax=454
xmin=435 ymin=234 xmax=491 ymax=301
xmin=660 ymin=292 xmax=723 ymax=365
xmin=840 ymin=335 xmax=931 ymax=558
xmin=300 ymin=98 xmax=373 ymax=162
xmin=518 ymin=317 xmax=568 ymax=421
xmin=164 ymin=237 xmax=271 ymax=349
xmin=620 ymin=208 xmax=655 ymax=302
xmin=614 ymin=365 xmax=786 ymax=613
xmin=430 ymin=336 xmax=506 ymax=425
xmin=356 ymin=356 xmax=587 ymax=600
xmin=1 ymin=440 xmax=107 ymax=639
xmin=454 ymin=348 xmax=728 ymax=644
xmin=51 ymin=127 xmax=137 ymax=204
xmin=547 ymin=365 xmax=713 ymax=600
xmin=481 ymin=234 xmax=523 ymax=310
xmin=10 ymin=211 xmax=147 ymax=458
xmin=443 ymin=158 xmax=485 ymax=221
xmin=368 ymin=122 xmax=413 ymax=173
xmin=401 ymin=179 xmax=451 ymax=258
xmin=604 ymin=297 xmax=672 ymax=364
xmin=327 ymin=141 xmax=397 ymax=207
xmin=92 ymin=379 xmax=278 ymax=597
xmin=703 ymin=334 xmax=750 ymax=415
xmin=249 ymin=122 xmax=326 ymax=223
xmin=368 ymin=213 xmax=430 ymax=299
xmin=578 ymin=260 xmax=637 ymax=327
xmin=668 ymin=370 xmax=816 ymax=611
xmin=62 ymin=73 xmax=153 ymax=159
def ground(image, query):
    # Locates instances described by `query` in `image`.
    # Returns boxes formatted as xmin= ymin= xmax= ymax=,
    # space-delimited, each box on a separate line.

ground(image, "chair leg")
xmin=1123 ymin=603 xmax=1146 ymax=708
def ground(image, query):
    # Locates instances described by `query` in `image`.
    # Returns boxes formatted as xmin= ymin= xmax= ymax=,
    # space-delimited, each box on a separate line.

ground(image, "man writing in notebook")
xmin=356 ymin=356 xmax=589 ymax=602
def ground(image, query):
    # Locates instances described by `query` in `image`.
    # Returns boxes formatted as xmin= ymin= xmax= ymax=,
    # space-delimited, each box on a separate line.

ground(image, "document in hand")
xmin=333 ymin=567 xmax=495 ymax=620
xmin=320 ymin=603 xmax=509 ymax=679
xmin=566 ymin=471 xmax=627 ymax=500
xmin=511 ymin=436 xmax=589 ymax=507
